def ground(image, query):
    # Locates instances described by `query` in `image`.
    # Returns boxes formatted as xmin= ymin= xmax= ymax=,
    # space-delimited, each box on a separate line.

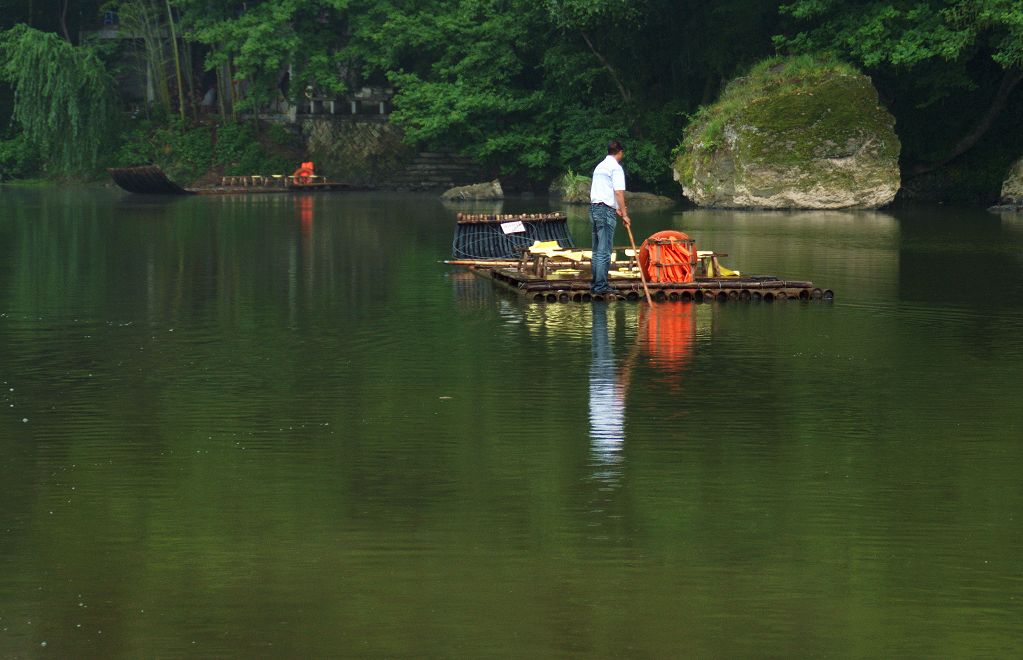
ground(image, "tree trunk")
xmin=580 ymin=30 xmax=632 ymax=105
xmin=136 ymin=1 xmax=170 ymax=115
xmin=59 ymin=0 xmax=71 ymax=42
xmin=226 ymin=57 xmax=237 ymax=121
xmin=183 ymin=39 xmax=198 ymax=118
xmin=907 ymin=67 xmax=1023 ymax=178
xmin=165 ymin=0 xmax=187 ymax=122
xmin=214 ymin=48 xmax=228 ymax=122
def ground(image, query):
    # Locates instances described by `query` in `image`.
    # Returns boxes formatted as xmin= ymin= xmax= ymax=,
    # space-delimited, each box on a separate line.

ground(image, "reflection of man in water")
xmin=589 ymin=303 xmax=625 ymax=466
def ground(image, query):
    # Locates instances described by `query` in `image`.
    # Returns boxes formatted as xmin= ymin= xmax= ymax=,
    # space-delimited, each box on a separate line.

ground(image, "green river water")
xmin=1 ymin=188 xmax=1022 ymax=657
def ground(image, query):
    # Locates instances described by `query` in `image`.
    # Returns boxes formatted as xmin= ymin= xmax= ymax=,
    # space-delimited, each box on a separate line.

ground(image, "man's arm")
xmin=615 ymin=190 xmax=630 ymax=226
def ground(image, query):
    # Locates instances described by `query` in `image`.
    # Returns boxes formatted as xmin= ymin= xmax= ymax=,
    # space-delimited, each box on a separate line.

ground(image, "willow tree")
xmin=0 ymin=25 xmax=115 ymax=174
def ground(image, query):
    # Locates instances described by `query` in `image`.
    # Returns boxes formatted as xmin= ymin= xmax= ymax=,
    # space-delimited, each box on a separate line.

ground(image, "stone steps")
xmin=384 ymin=152 xmax=486 ymax=189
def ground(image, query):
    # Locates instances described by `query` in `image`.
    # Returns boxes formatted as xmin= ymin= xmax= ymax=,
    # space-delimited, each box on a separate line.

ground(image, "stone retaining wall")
xmin=300 ymin=118 xmax=485 ymax=189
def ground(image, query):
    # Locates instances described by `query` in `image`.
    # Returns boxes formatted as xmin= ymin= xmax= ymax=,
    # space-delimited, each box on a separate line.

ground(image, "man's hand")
xmin=622 ymin=214 xmax=631 ymax=228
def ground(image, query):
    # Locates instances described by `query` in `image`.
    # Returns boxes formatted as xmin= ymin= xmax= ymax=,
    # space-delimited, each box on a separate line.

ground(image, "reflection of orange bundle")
xmin=641 ymin=304 xmax=696 ymax=371
xmin=297 ymin=196 xmax=314 ymax=233
xmin=637 ymin=230 xmax=695 ymax=283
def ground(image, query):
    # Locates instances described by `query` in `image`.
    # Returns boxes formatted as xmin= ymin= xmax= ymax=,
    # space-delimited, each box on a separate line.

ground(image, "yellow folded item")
xmin=717 ymin=264 xmax=741 ymax=277
xmin=549 ymin=250 xmax=587 ymax=261
xmin=529 ymin=240 xmax=562 ymax=254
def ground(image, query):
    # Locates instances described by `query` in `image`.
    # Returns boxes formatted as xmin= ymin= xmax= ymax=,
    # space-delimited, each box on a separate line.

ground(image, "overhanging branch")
xmin=907 ymin=67 xmax=1023 ymax=178
xmin=580 ymin=30 xmax=632 ymax=105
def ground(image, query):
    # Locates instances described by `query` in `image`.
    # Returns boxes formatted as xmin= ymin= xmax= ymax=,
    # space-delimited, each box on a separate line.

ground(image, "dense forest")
xmin=1 ymin=1 xmax=1021 ymax=201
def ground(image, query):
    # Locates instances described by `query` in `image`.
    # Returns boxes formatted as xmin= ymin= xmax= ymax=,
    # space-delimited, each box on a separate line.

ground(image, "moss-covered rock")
xmin=626 ymin=191 xmax=677 ymax=208
xmin=673 ymin=57 xmax=901 ymax=209
xmin=548 ymin=172 xmax=591 ymax=203
xmin=442 ymin=179 xmax=504 ymax=201
xmin=990 ymin=157 xmax=1023 ymax=211
xmin=1000 ymin=157 xmax=1023 ymax=204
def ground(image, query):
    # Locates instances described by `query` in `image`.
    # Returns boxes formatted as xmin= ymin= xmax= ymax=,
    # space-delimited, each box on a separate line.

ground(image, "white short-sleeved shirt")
xmin=590 ymin=155 xmax=626 ymax=208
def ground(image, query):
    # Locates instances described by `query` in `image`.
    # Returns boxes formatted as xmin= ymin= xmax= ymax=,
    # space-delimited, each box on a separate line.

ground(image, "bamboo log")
xmin=165 ymin=0 xmax=186 ymax=121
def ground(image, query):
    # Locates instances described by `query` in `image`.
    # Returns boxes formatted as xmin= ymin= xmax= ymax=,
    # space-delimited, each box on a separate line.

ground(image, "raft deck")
xmin=471 ymin=265 xmax=833 ymax=303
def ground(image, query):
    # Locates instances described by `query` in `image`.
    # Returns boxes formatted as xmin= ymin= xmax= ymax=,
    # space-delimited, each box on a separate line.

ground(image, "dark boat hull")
xmin=108 ymin=166 xmax=194 ymax=195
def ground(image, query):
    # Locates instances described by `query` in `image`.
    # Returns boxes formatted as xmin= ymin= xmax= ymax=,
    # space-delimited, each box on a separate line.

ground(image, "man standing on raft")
xmin=589 ymin=140 xmax=630 ymax=296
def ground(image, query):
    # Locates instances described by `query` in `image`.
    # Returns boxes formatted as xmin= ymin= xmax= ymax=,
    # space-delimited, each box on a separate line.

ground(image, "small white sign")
xmin=500 ymin=221 xmax=526 ymax=234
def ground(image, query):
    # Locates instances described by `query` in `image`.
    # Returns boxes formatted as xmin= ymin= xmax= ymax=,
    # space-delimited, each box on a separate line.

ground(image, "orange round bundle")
xmin=292 ymin=161 xmax=315 ymax=184
xmin=637 ymin=230 xmax=695 ymax=283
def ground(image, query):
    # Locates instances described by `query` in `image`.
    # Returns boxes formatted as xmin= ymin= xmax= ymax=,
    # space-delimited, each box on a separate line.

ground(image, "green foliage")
xmin=103 ymin=0 xmax=176 ymax=115
xmin=114 ymin=118 xmax=294 ymax=182
xmin=377 ymin=0 xmax=556 ymax=177
xmin=774 ymin=0 xmax=1023 ymax=184
xmin=178 ymin=0 xmax=353 ymax=113
xmin=350 ymin=0 xmax=705 ymax=188
xmin=775 ymin=0 xmax=1023 ymax=91
xmin=0 ymin=133 xmax=40 ymax=181
xmin=556 ymin=106 xmax=675 ymax=189
xmin=151 ymin=0 xmax=789 ymax=189
xmin=115 ymin=119 xmax=210 ymax=181
xmin=213 ymin=122 xmax=293 ymax=175
xmin=1 ymin=0 xmax=1018 ymax=198
xmin=0 ymin=24 xmax=116 ymax=176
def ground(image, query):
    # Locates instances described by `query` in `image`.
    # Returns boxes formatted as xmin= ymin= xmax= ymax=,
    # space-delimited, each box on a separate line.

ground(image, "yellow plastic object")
xmin=529 ymin=240 xmax=562 ymax=254
xmin=699 ymin=254 xmax=741 ymax=277
xmin=551 ymin=269 xmax=582 ymax=276
xmin=716 ymin=263 xmax=741 ymax=277
xmin=550 ymin=250 xmax=587 ymax=261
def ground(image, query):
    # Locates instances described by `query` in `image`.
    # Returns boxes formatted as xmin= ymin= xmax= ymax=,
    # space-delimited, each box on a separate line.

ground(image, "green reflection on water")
xmin=1 ymin=188 xmax=1022 ymax=657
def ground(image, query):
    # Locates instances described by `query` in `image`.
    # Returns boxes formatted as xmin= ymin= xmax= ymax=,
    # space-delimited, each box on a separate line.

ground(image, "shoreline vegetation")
xmin=1 ymin=2 xmax=1021 ymax=207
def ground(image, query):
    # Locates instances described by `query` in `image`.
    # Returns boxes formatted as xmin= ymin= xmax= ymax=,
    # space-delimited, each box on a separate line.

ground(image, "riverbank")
xmin=3 ymin=112 xmax=1020 ymax=207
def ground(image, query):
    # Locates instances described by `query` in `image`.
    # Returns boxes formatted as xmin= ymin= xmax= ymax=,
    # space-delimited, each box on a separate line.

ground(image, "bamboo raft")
xmin=108 ymin=165 xmax=355 ymax=195
xmin=475 ymin=265 xmax=832 ymax=303
xmin=448 ymin=222 xmax=834 ymax=303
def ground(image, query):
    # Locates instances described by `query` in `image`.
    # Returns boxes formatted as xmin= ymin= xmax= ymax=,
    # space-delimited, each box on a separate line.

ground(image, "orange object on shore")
xmin=637 ymin=230 xmax=696 ymax=283
xmin=292 ymin=161 xmax=315 ymax=184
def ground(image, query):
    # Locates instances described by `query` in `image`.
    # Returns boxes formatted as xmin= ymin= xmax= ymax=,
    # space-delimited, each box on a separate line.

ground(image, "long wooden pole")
xmin=625 ymin=223 xmax=653 ymax=306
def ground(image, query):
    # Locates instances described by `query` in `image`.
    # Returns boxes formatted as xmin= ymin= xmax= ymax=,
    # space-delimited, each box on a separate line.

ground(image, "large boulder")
xmin=673 ymin=57 xmax=901 ymax=209
xmin=442 ymin=179 xmax=503 ymax=201
xmin=626 ymin=191 xmax=677 ymax=208
xmin=548 ymin=173 xmax=590 ymax=203
xmin=998 ymin=157 xmax=1023 ymax=207
xmin=549 ymin=173 xmax=677 ymax=208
